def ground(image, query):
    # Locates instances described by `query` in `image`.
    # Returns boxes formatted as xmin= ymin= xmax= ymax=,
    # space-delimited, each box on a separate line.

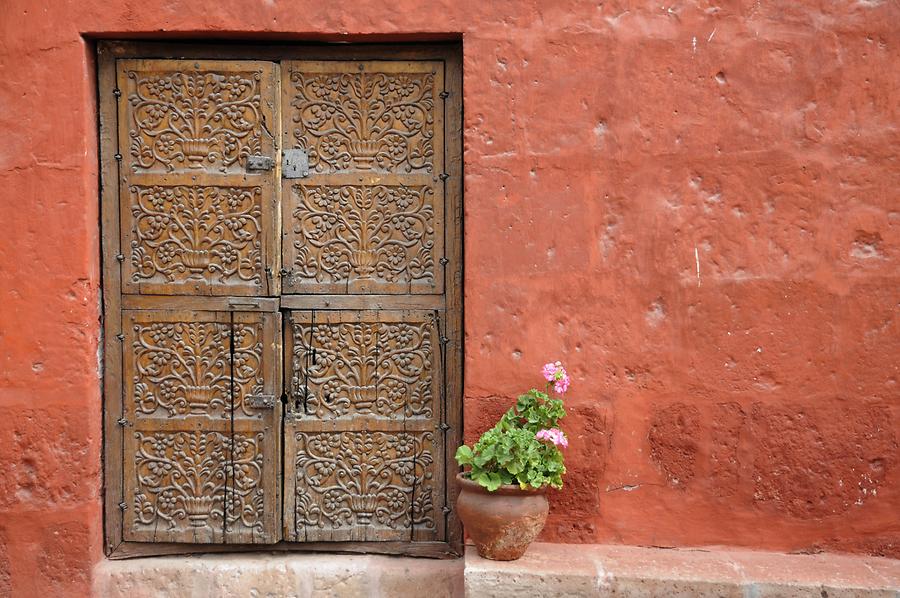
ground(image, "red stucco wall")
xmin=1 ymin=0 xmax=899 ymax=595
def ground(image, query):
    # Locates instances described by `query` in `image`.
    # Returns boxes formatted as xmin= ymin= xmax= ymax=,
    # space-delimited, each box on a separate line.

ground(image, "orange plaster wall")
xmin=0 ymin=1 xmax=898 ymax=595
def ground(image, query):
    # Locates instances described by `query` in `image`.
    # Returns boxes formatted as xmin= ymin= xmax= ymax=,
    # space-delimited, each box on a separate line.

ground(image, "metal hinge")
xmin=282 ymin=148 xmax=310 ymax=179
xmin=227 ymin=298 xmax=261 ymax=309
xmin=116 ymin=417 xmax=131 ymax=427
xmin=246 ymin=155 xmax=275 ymax=171
xmin=439 ymin=91 xmax=450 ymax=99
xmin=118 ymin=502 xmax=127 ymax=511
xmin=246 ymin=394 xmax=277 ymax=409
xmin=439 ymin=423 xmax=450 ymax=431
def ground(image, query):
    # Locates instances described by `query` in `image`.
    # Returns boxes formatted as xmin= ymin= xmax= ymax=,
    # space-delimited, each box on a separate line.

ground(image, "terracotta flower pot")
xmin=455 ymin=472 xmax=549 ymax=561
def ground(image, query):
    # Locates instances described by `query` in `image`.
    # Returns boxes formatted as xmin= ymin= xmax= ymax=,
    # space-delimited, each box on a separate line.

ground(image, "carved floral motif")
xmin=290 ymin=184 xmax=435 ymax=288
xmin=288 ymin=70 xmax=435 ymax=173
xmin=131 ymin=318 xmax=267 ymax=418
xmin=125 ymin=69 xmax=266 ymax=172
xmin=292 ymin=431 xmax=435 ymax=533
xmin=132 ymin=431 xmax=265 ymax=536
xmin=128 ymin=185 xmax=263 ymax=288
xmin=291 ymin=320 xmax=434 ymax=419
xmin=225 ymin=432 xmax=267 ymax=535
xmin=232 ymin=321 xmax=265 ymax=417
xmin=132 ymin=321 xmax=230 ymax=417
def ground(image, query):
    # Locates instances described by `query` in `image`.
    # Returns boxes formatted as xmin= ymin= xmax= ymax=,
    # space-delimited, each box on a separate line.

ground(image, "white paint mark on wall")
xmin=694 ymin=246 xmax=701 ymax=287
xmin=708 ymin=27 xmax=717 ymax=42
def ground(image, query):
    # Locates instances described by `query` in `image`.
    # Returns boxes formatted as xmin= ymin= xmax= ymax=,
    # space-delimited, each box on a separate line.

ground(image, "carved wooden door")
xmin=280 ymin=61 xmax=452 ymax=543
xmin=102 ymin=44 xmax=461 ymax=557
xmin=115 ymin=59 xmax=282 ymax=544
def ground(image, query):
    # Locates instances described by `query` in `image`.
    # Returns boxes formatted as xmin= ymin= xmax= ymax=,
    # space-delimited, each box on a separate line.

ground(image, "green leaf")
xmin=455 ymin=445 xmax=474 ymax=465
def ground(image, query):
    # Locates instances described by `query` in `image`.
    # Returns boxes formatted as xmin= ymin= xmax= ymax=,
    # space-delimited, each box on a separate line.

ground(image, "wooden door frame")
xmin=99 ymin=40 xmax=463 ymax=559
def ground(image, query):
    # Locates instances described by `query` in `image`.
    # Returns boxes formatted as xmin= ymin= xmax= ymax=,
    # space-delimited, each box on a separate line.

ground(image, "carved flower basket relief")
xmin=126 ymin=70 xmax=266 ymax=172
xmin=293 ymin=431 xmax=435 ymax=535
xmin=133 ymin=431 xmax=265 ymax=535
xmin=128 ymin=185 xmax=264 ymax=287
xmin=289 ymin=71 xmax=435 ymax=174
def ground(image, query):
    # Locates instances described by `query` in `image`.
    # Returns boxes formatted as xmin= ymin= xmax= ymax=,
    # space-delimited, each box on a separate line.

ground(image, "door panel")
xmin=284 ymin=179 xmax=443 ymax=295
xmin=280 ymin=61 xmax=445 ymax=294
xmin=123 ymin=309 xmax=231 ymax=543
xmin=227 ymin=311 xmax=282 ymax=543
xmin=119 ymin=59 xmax=278 ymax=175
xmin=117 ymin=60 xmax=279 ymax=296
xmin=122 ymin=309 xmax=280 ymax=544
xmin=283 ymin=310 xmax=444 ymax=542
xmin=282 ymin=61 xmax=443 ymax=176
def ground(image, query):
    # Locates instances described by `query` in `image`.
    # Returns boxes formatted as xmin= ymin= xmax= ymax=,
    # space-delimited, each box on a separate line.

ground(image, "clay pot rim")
xmin=456 ymin=471 xmax=548 ymax=496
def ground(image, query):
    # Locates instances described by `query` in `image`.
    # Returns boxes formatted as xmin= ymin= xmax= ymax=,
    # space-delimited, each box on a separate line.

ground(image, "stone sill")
xmin=466 ymin=543 xmax=900 ymax=597
xmin=94 ymin=543 xmax=900 ymax=597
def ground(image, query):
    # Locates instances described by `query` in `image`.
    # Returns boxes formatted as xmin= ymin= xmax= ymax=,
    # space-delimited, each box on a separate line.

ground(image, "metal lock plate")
xmin=246 ymin=155 xmax=275 ymax=171
xmin=282 ymin=148 xmax=310 ymax=179
xmin=245 ymin=394 xmax=276 ymax=409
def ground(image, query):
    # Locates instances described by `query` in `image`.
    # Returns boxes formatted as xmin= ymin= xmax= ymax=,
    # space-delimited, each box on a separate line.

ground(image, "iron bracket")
xmin=246 ymin=394 xmax=277 ymax=409
xmin=246 ymin=155 xmax=275 ymax=171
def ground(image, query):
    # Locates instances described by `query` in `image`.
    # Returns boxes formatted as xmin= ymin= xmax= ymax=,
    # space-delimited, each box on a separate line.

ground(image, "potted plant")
xmin=454 ymin=361 xmax=570 ymax=560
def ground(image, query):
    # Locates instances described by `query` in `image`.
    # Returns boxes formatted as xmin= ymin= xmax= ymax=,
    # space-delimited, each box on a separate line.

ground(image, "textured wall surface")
xmin=0 ymin=0 xmax=898 ymax=595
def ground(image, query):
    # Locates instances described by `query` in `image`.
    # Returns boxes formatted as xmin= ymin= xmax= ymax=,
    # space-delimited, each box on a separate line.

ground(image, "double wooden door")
xmin=100 ymin=43 xmax=461 ymax=557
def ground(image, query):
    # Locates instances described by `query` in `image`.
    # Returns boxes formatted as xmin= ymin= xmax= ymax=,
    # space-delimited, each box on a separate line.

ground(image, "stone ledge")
xmin=93 ymin=553 xmax=464 ymax=598
xmin=466 ymin=543 xmax=900 ymax=597
xmin=93 ymin=544 xmax=900 ymax=597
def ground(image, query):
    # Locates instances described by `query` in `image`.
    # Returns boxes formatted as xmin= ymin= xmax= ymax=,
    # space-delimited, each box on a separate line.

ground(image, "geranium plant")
xmin=455 ymin=361 xmax=570 ymax=491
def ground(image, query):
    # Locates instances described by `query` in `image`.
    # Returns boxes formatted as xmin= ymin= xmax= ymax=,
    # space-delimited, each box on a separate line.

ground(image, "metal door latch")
xmin=246 ymin=394 xmax=277 ymax=409
xmin=246 ymin=155 xmax=275 ymax=171
xmin=282 ymin=148 xmax=310 ymax=178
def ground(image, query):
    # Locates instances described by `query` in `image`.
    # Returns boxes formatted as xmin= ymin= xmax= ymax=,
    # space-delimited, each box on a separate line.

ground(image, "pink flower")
xmin=554 ymin=374 xmax=570 ymax=394
xmin=541 ymin=361 xmax=571 ymax=394
xmin=536 ymin=428 xmax=568 ymax=448
xmin=542 ymin=361 xmax=561 ymax=382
